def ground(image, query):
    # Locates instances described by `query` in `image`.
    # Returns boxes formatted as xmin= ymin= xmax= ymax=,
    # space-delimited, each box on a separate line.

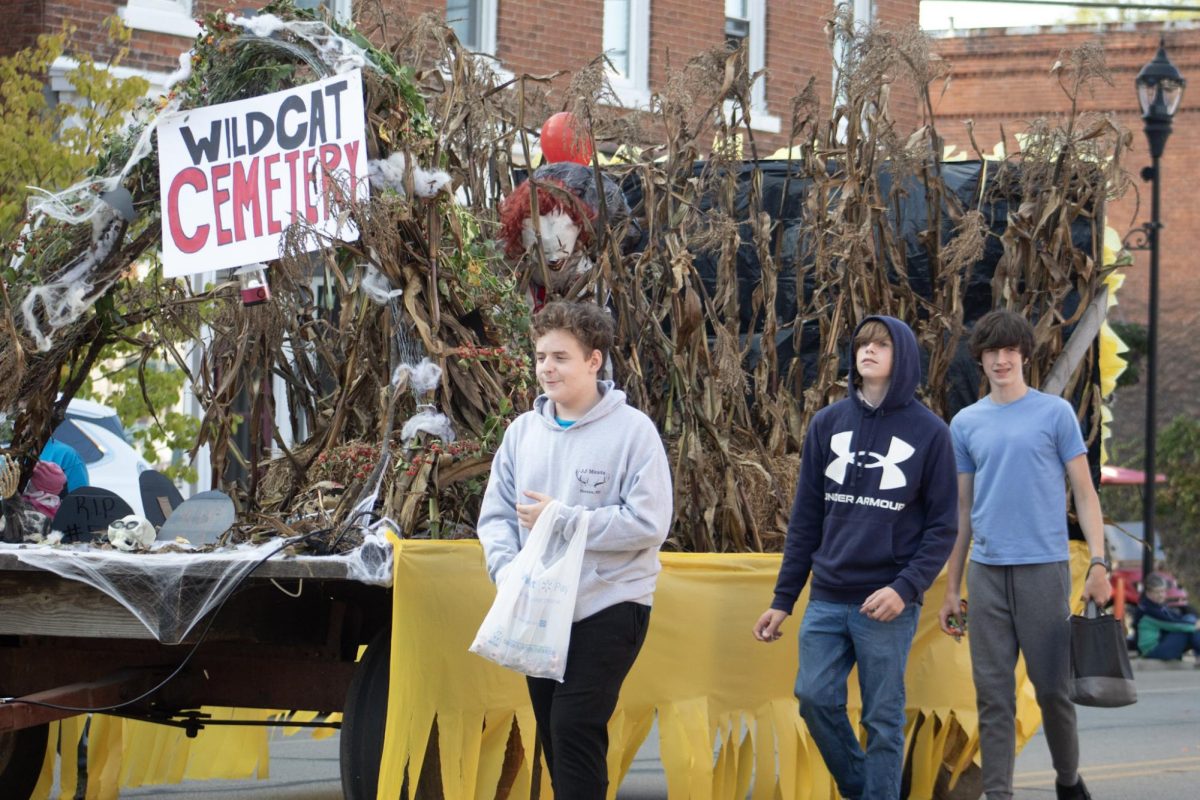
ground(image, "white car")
xmin=52 ymin=399 xmax=152 ymax=517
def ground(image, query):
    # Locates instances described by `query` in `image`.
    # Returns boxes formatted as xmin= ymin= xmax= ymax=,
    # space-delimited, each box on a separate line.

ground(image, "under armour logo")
xmin=825 ymin=432 xmax=915 ymax=490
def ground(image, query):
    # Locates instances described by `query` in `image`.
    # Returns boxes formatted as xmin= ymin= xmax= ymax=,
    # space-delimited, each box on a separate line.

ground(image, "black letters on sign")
xmin=51 ymin=488 xmax=135 ymax=543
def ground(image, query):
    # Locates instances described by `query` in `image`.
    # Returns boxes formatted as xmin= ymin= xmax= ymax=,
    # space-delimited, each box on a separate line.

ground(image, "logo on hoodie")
xmin=574 ymin=468 xmax=610 ymax=495
xmin=825 ymin=431 xmax=915 ymax=490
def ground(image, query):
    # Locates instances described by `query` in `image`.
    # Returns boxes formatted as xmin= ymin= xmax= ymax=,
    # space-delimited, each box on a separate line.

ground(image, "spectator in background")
xmin=40 ymin=438 xmax=89 ymax=493
xmin=1137 ymin=573 xmax=1200 ymax=662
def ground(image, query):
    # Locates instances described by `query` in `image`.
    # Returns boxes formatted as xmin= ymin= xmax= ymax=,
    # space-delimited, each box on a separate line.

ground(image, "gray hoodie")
xmin=477 ymin=381 xmax=673 ymax=621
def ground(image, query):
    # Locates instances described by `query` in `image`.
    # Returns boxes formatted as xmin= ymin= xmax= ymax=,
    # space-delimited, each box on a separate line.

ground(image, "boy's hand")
xmin=936 ymin=597 xmax=964 ymax=642
xmin=938 ymin=594 xmax=967 ymax=641
xmin=516 ymin=491 xmax=553 ymax=530
xmin=1082 ymin=566 xmax=1113 ymax=606
xmin=860 ymin=587 xmax=905 ymax=622
xmin=753 ymin=609 xmax=789 ymax=642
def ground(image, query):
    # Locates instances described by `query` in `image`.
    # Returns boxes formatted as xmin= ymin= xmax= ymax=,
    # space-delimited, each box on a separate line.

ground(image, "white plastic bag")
xmin=469 ymin=501 xmax=589 ymax=681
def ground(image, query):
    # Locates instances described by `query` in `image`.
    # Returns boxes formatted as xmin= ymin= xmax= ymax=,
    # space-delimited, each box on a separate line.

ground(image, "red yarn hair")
xmin=497 ymin=179 xmax=595 ymax=259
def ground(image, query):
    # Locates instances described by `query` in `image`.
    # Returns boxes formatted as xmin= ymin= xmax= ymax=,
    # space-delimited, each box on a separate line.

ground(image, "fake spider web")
xmin=4 ymin=529 xmax=391 ymax=644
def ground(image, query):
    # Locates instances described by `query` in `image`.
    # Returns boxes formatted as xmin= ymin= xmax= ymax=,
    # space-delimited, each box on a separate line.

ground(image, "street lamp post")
xmin=1126 ymin=39 xmax=1185 ymax=583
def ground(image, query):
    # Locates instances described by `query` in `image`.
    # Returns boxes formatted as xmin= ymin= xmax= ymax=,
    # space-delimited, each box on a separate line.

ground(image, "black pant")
xmin=527 ymin=601 xmax=650 ymax=800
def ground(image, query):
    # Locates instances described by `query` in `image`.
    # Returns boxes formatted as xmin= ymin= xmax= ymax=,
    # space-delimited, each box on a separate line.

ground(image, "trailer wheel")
xmin=0 ymin=723 xmax=50 ymax=800
xmin=341 ymin=627 xmax=392 ymax=800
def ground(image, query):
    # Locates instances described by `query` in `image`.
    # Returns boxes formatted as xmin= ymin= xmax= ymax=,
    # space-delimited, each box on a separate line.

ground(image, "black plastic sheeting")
xmin=617 ymin=160 xmax=1096 ymax=420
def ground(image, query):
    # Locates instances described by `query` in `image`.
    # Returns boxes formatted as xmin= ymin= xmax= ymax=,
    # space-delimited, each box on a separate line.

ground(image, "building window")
xmin=293 ymin=0 xmax=352 ymax=23
xmin=725 ymin=0 xmax=750 ymax=50
xmin=604 ymin=0 xmax=650 ymax=107
xmin=723 ymin=0 xmax=777 ymax=133
xmin=834 ymin=0 xmax=873 ymax=102
xmin=853 ymin=0 xmax=874 ymax=24
xmin=446 ymin=0 xmax=498 ymax=55
xmin=117 ymin=0 xmax=200 ymax=39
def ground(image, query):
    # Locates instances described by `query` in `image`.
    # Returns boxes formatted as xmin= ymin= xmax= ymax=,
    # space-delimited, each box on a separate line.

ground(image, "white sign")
xmin=157 ymin=70 xmax=368 ymax=277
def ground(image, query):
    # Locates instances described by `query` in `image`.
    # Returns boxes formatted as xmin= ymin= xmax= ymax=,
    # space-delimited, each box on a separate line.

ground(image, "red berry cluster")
xmin=316 ymin=443 xmax=381 ymax=481
xmin=452 ymin=345 xmax=530 ymax=374
xmin=400 ymin=439 xmax=484 ymax=477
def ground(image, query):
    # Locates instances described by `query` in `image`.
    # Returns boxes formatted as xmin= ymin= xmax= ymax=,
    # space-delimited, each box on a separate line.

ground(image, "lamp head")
xmin=1136 ymin=38 xmax=1185 ymax=120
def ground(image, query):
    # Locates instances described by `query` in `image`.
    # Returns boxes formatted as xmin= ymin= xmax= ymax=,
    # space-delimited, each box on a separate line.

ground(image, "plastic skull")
xmin=107 ymin=515 xmax=155 ymax=551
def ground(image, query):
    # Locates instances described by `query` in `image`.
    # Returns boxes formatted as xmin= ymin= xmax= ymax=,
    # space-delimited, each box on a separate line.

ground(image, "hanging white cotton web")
xmin=4 ymin=531 xmax=392 ymax=645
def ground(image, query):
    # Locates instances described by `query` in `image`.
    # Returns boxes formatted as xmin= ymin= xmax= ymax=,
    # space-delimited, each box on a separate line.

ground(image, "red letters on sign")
xmin=263 ymin=153 xmax=282 ymax=235
xmin=301 ymin=148 xmax=318 ymax=224
xmin=232 ymin=159 xmax=263 ymax=241
xmin=165 ymin=139 xmax=362 ymax=255
xmin=318 ymin=144 xmax=342 ymax=217
xmin=167 ymin=167 xmax=209 ymax=253
xmin=210 ymin=163 xmax=233 ymax=246
xmin=283 ymin=151 xmax=302 ymax=224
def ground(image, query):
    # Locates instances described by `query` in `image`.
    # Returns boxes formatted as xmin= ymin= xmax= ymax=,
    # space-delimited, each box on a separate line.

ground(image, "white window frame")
xmin=446 ymin=0 xmax=498 ymax=55
xmin=605 ymin=0 xmax=651 ymax=109
xmin=833 ymin=0 xmax=874 ymax=104
xmin=118 ymin=0 xmax=200 ymax=39
xmin=326 ymin=0 xmax=353 ymax=24
xmin=49 ymin=55 xmax=175 ymax=106
xmin=732 ymin=1 xmax=779 ymax=133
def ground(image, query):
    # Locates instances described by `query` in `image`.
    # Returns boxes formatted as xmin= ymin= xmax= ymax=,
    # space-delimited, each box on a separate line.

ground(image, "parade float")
xmin=0 ymin=4 xmax=1129 ymax=798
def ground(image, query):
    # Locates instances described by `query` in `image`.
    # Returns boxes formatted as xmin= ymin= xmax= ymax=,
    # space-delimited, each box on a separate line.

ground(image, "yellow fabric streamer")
xmin=1098 ymin=228 xmax=1131 ymax=465
xmin=22 ymin=545 xmax=1087 ymax=798
xmin=379 ymin=540 xmax=1090 ymax=799
xmin=29 ymin=708 xmax=274 ymax=799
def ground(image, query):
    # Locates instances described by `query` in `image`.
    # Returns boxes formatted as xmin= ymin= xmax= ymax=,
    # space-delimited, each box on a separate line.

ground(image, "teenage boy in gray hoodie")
xmin=477 ymin=301 xmax=672 ymax=800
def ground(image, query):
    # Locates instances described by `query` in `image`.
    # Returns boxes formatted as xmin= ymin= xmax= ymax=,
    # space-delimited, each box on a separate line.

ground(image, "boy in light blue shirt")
xmin=938 ymin=310 xmax=1111 ymax=800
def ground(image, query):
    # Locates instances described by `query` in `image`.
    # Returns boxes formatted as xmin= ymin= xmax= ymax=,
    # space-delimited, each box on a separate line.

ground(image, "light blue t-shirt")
xmin=951 ymin=389 xmax=1087 ymax=565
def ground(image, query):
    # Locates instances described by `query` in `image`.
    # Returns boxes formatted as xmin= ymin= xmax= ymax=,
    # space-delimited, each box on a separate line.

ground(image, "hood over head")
xmin=849 ymin=315 xmax=922 ymax=413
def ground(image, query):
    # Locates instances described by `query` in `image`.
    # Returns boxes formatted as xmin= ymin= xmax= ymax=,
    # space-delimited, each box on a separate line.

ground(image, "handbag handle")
xmin=1083 ymin=600 xmax=1104 ymax=619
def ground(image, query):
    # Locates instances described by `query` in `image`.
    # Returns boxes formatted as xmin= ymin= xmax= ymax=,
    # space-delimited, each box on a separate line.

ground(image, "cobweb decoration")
xmin=5 ymin=532 xmax=392 ymax=644
xmin=229 ymin=13 xmax=375 ymax=75
xmin=18 ymin=210 xmax=123 ymax=351
xmin=400 ymin=407 xmax=455 ymax=443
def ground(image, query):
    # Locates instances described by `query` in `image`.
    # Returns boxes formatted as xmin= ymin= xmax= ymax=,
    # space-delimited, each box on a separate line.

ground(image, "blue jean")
xmin=796 ymin=599 xmax=920 ymax=800
xmin=1145 ymin=629 xmax=1200 ymax=660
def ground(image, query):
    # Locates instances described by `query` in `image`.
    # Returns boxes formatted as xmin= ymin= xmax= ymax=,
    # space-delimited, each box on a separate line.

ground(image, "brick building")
xmin=931 ymin=22 xmax=1200 ymax=449
xmin=17 ymin=2 xmax=1186 ymax=443
xmin=1 ymin=0 xmax=920 ymax=149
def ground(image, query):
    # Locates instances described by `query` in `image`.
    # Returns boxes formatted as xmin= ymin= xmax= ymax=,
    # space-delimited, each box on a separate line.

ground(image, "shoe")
xmin=1055 ymin=776 xmax=1092 ymax=800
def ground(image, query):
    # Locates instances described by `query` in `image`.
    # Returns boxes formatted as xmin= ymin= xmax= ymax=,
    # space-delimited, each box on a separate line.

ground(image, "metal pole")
xmin=1142 ymin=154 xmax=1160 ymax=583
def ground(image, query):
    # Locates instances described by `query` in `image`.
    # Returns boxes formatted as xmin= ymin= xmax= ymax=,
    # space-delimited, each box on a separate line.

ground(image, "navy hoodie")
xmin=771 ymin=316 xmax=958 ymax=611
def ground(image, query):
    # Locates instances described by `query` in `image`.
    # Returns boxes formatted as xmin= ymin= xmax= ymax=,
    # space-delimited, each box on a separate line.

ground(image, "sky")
xmin=920 ymin=0 xmax=1090 ymax=30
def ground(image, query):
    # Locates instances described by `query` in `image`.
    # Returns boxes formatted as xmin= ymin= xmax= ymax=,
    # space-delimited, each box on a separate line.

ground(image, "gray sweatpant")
xmin=967 ymin=560 xmax=1079 ymax=800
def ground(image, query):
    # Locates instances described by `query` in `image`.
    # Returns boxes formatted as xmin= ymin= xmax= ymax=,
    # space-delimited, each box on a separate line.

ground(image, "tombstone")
xmin=139 ymin=470 xmax=184 ymax=527
xmin=52 ymin=488 xmax=135 ymax=543
xmin=157 ymin=490 xmax=235 ymax=546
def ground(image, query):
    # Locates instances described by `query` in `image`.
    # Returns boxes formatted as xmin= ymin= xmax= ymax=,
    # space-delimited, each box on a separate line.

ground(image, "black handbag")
xmin=1068 ymin=601 xmax=1138 ymax=708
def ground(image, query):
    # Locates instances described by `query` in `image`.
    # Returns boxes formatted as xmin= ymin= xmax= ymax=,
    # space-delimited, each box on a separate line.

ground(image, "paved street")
xmin=108 ymin=661 xmax=1198 ymax=799
xmin=1008 ymin=663 xmax=1200 ymax=799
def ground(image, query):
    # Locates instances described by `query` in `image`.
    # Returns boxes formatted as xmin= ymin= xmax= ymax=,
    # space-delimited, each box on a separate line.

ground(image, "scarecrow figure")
xmin=497 ymin=116 xmax=640 ymax=309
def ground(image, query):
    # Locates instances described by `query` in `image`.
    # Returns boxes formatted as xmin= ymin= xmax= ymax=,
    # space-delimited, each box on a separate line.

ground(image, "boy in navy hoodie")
xmin=754 ymin=316 xmax=958 ymax=800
